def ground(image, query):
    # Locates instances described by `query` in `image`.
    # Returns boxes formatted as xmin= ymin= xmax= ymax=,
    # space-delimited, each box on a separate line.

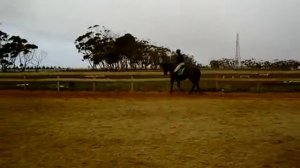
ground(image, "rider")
xmin=174 ymin=49 xmax=185 ymax=74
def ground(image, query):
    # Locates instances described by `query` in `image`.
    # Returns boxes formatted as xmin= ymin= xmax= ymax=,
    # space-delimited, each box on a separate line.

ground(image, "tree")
xmin=262 ymin=61 xmax=271 ymax=69
xmin=0 ymin=30 xmax=10 ymax=71
xmin=75 ymin=25 xmax=115 ymax=70
xmin=210 ymin=60 xmax=220 ymax=69
xmin=135 ymin=40 xmax=152 ymax=69
xmin=75 ymin=25 xmax=200 ymax=70
xmin=185 ymin=55 xmax=198 ymax=68
xmin=0 ymin=30 xmax=38 ymax=72
xmin=271 ymin=59 xmax=300 ymax=70
xmin=241 ymin=58 xmax=258 ymax=69
xmin=19 ymin=44 xmax=38 ymax=72
xmin=114 ymin=33 xmax=137 ymax=69
xmin=115 ymin=33 xmax=136 ymax=57
xmin=32 ymin=50 xmax=47 ymax=71
xmin=208 ymin=58 xmax=235 ymax=69
xmin=150 ymin=46 xmax=171 ymax=69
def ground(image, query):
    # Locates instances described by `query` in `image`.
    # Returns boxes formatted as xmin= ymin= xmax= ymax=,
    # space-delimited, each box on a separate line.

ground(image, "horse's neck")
xmin=169 ymin=64 xmax=175 ymax=72
xmin=161 ymin=63 xmax=175 ymax=74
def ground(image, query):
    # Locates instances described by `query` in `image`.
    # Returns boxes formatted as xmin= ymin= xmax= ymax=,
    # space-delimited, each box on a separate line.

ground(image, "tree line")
xmin=75 ymin=25 xmax=198 ymax=70
xmin=210 ymin=58 xmax=300 ymax=70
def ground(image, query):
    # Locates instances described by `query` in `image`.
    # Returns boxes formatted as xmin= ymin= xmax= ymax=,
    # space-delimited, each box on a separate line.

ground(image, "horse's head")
xmin=160 ymin=62 xmax=175 ymax=76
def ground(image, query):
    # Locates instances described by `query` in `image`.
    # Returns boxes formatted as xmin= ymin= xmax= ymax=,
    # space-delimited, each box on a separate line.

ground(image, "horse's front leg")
xmin=170 ymin=77 xmax=175 ymax=94
xmin=189 ymin=83 xmax=196 ymax=94
xmin=177 ymin=80 xmax=184 ymax=92
xmin=196 ymin=82 xmax=201 ymax=93
xmin=177 ymin=80 xmax=181 ymax=89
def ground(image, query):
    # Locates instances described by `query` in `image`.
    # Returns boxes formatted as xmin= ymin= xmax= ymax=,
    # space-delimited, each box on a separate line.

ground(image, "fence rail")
xmin=0 ymin=70 xmax=299 ymax=76
xmin=1 ymin=77 xmax=300 ymax=83
xmin=0 ymin=71 xmax=299 ymax=92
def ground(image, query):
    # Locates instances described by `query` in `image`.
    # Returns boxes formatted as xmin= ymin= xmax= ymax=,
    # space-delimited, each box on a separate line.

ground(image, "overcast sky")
xmin=1 ymin=0 xmax=299 ymax=67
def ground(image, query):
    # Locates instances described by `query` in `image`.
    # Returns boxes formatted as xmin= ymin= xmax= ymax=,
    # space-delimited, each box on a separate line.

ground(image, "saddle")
xmin=177 ymin=67 xmax=185 ymax=76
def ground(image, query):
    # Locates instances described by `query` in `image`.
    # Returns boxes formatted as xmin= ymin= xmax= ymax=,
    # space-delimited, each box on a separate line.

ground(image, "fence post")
xmin=92 ymin=76 xmax=96 ymax=92
xmin=130 ymin=75 xmax=134 ymax=92
xmin=215 ymin=75 xmax=219 ymax=90
xmin=57 ymin=76 xmax=60 ymax=92
xmin=23 ymin=75 xmax=26 ymax=90
xmin=256 ymin=82 xmax=261 ymax=92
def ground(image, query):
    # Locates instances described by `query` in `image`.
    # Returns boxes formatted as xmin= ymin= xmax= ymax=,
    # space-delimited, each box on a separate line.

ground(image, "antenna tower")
xmin=235 ymin=33 xmax=241 ymax=68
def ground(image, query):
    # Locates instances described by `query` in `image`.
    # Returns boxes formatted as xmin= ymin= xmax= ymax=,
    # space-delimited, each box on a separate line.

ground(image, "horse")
xmin=160 ymin=62 xmax=201 ymax=94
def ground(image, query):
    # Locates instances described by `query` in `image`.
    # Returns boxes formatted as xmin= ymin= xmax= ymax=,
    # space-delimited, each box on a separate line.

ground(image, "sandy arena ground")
xmin=0 ymin=91 xmax=299 ymax=168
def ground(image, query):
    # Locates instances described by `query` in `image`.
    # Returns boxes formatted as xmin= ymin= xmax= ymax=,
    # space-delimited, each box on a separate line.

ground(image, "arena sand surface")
xmin=0 ymin=91 xmax=299 ymax=168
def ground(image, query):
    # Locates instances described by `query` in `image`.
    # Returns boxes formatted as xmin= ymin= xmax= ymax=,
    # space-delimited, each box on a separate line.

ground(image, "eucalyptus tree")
xmin=114 ymin=33 xmax=137 ymax=69
xmin=149 ymin=45 xmax=171 ymax=69
xmin=75 ymin=25 xmax=115 ymax=69
xmin=135 ymin=40 xmax=152 ymax=69
xmin=19 ymin=43 xmax=38 ymax=71
xmin=0 ymin=30 xmax=38 ymax=72
xmin=0 ymin=30 xmax=10 ymax=71
xmin=75 ymin=25 xmax=199 ymax=70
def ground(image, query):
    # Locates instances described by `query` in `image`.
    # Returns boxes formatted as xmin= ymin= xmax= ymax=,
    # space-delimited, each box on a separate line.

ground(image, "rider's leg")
xmin=174 ymin=62 xmax=185 ymax=73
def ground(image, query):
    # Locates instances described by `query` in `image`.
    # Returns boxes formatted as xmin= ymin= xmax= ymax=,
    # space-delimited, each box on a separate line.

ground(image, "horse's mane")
xmin=160 ymin=62 xmax=175 ymax=72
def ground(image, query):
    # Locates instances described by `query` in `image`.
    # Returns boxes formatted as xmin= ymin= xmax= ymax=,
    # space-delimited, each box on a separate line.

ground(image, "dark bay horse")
xmin=160 ymin=63 xmax=201 ymax=94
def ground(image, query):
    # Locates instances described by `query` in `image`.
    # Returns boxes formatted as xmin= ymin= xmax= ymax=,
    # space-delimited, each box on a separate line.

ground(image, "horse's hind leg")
xmin=170 ymin=77 xmax=175 ymax=94
xmin=196 ymin=82 xmax=201 ymax=92
xmin=177 ymin=81 xmax=184 ymax=91
xmin=189 ymin=83 xmax=196 ymax=94
xmin=177 ymin=80 xmax=180 ymax=89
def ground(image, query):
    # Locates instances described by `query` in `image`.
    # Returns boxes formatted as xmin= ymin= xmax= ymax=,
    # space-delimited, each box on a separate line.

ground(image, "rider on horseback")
xmin=174 ymin=49 xmax=185 ymax=75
